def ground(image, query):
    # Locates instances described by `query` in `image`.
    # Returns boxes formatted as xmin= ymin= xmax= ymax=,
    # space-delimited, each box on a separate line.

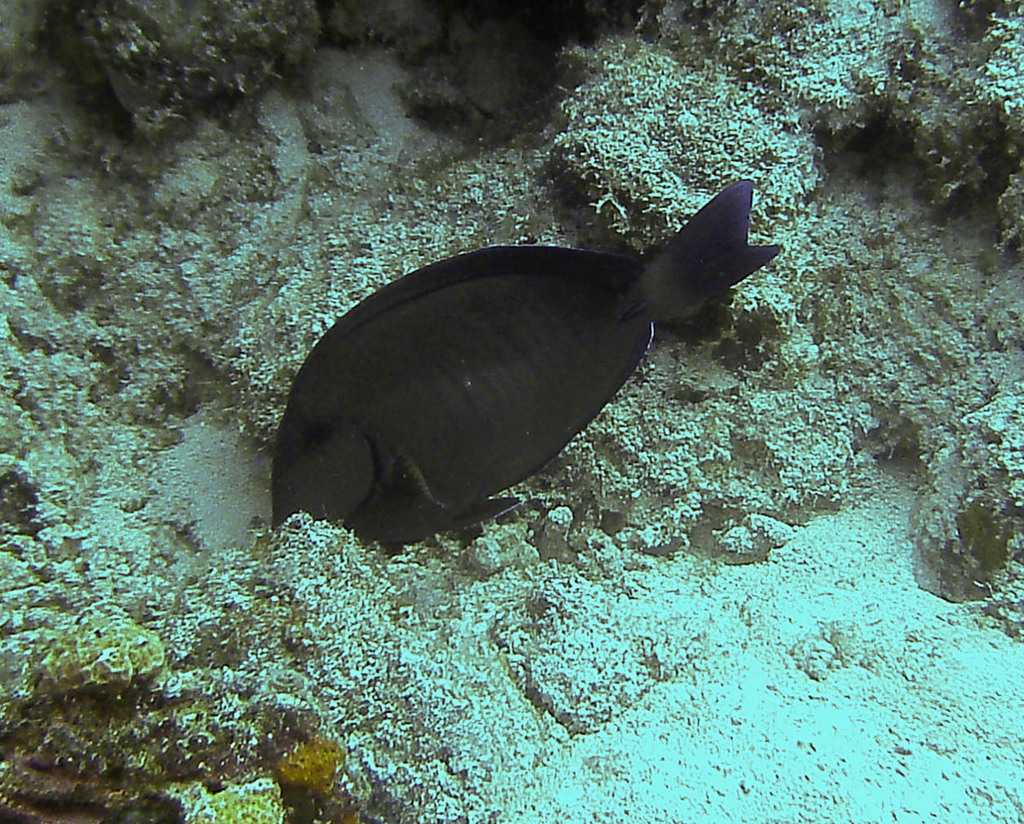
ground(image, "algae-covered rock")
xmin=958 ymin=502 xmax=1012 ymax=574
xmin=0 ymin=0 xmax=59 ymax=99
xmin=911 ymin=383 xmax=1024 ymax=602
xmin=651 ymin=0 xmax=1024 ymax=242
xmin=553 ymin=38 xmax=818 ymax=249
xmin=274 ymin=736 xmax=344 ymax=792
xmin=37 ymin=604 xmax=167 ymax=694
xmin=997 ymin=171 xmax=1024 ymax=251
xmin=964 ymin=384 xmax=1024 ymax=510
xmin=73 ymin=0 xmax=320 ymax=135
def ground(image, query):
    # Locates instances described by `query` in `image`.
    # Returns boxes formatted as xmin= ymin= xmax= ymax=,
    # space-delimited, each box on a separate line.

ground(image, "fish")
xmin=272 ymin=180 xmax=779 ymax=542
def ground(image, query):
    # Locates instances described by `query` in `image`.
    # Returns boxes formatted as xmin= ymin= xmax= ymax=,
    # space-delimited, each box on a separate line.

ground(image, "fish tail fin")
xmin=637 ymin=180 xmax=779 ymax=322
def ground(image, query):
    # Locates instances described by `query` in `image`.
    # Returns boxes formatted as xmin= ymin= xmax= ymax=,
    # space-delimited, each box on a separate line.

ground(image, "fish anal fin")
xmin=448 ymin=497 xmax=521 ymax=532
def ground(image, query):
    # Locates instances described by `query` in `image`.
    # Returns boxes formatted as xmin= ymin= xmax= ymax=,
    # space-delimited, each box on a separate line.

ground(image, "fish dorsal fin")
xmin=320 ymin=246 xmax=643 ymax=347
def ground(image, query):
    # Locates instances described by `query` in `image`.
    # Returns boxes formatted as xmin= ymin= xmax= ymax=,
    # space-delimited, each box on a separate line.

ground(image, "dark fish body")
xmin=272 ymin=181 xmax=779 ymax=542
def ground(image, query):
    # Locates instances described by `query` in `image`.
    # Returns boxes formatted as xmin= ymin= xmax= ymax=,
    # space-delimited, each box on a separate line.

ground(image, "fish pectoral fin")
xmin=381 ymin=452 xmax=450 ymax=509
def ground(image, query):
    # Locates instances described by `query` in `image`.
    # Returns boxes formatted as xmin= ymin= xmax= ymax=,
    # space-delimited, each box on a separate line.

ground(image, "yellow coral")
xmin=274 ymin=736 xmax=344 ymax=792
xmin=169 ymin=779 xmax=285 ymax=824
xmin=37 ymin=605 xmax=167 ymax=694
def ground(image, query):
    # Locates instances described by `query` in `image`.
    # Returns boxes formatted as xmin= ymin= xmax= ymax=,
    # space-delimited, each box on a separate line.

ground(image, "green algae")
xmin=957 ymin=501 xmax=1012 ymax=575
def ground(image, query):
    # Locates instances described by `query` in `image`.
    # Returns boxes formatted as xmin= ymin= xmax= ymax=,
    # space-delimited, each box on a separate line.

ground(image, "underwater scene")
xmin=1 ymin=1 xmax=1022 ymax=822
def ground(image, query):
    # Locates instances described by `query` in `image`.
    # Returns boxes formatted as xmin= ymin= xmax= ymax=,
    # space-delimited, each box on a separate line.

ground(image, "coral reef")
xmin=1 ymin=0 xmax=1024 ymax=821
xmin=553 ymin=38 xmax=818 ymax=248
xmin=66 ymin=0 xmax=321 ymax=136
xmin=649 ymin=0 xmax=1024 ymax=242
